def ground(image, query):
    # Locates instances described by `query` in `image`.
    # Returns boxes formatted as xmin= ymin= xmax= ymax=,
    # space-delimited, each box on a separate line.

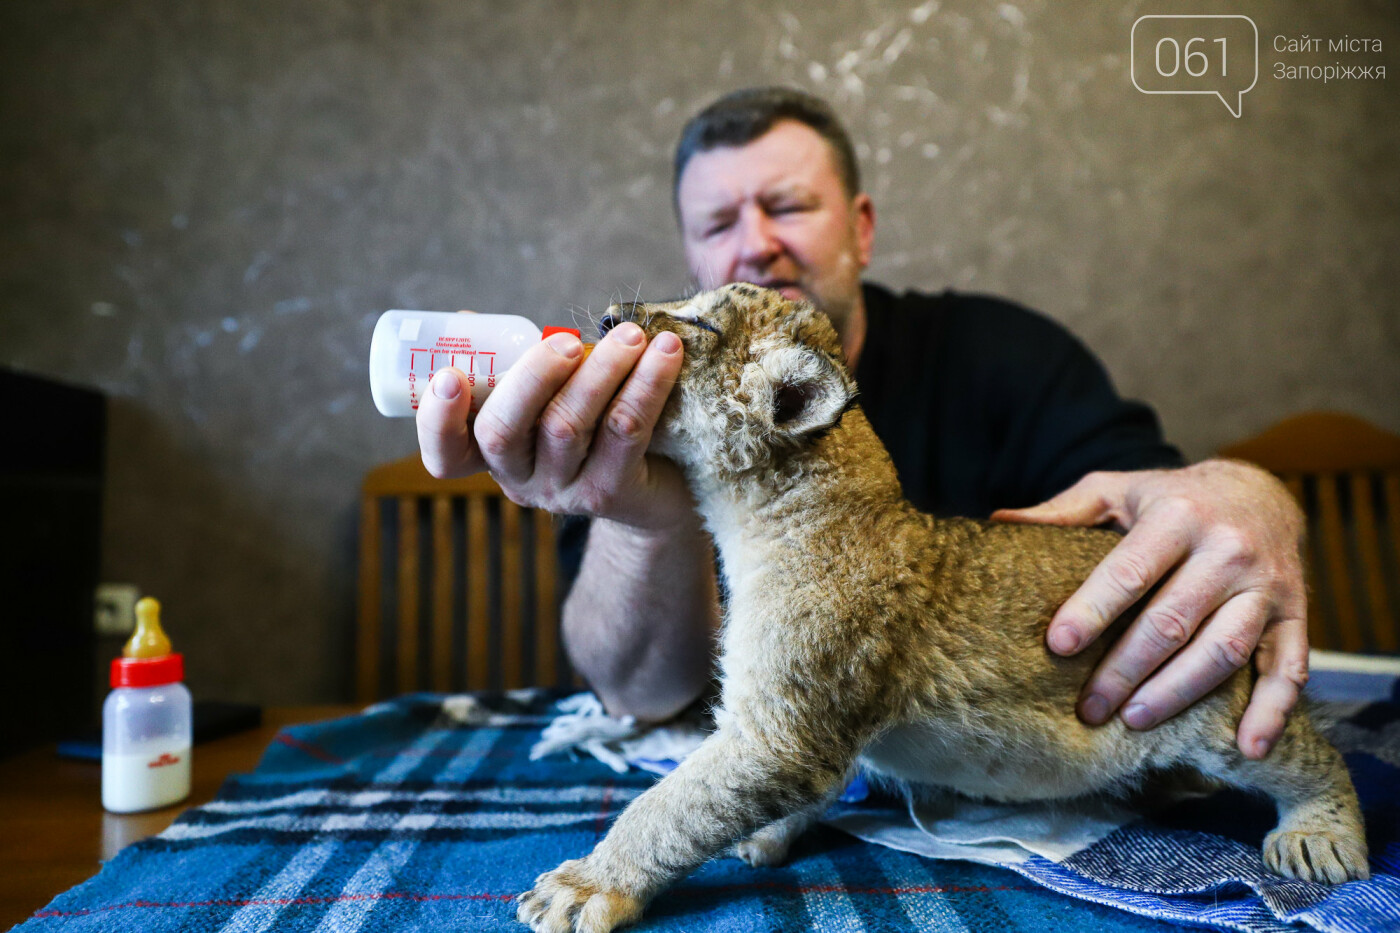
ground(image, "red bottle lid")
xmin=541 ymin=326 xmax=582 ymax=340
xmin=111 ymin=654 xmax=184 ymax=688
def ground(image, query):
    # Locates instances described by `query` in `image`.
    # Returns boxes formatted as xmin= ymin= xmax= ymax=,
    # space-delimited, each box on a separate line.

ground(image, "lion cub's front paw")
xmin=516 ymin=858 xmax=645 ymax=933
xmin=1263 ymin=829 xmax=1370 ymax=884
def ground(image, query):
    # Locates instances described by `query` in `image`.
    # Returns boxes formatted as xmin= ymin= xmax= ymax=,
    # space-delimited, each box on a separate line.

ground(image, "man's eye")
xmin=704 ymin=221 xmax=733 ymax=237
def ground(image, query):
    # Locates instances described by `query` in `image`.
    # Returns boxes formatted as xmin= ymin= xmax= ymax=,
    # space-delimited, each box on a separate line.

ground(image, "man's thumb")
xmin=991 ymin=473 xmax=1125 ymax=527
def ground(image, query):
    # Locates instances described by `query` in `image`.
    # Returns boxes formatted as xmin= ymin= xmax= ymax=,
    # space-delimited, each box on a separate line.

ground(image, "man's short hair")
xmin=673 ymin=87 xmax=861 ymax=211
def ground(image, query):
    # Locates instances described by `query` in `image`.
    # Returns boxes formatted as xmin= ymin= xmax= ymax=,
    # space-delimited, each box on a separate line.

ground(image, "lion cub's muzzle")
xmin=597 ymin=302 xmax=650 ymax=338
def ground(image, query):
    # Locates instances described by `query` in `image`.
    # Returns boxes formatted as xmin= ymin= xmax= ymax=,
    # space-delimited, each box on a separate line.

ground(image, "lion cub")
xmin=517 ymin=284 xmax=1368 ymax=933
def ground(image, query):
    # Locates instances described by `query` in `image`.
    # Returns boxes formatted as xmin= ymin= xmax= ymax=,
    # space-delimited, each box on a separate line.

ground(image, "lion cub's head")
xmin=605 ymin=284 xmax=857 ymax=476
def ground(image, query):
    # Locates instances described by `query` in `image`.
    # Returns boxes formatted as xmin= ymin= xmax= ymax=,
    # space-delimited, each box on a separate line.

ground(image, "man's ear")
xmin=757 ymin=346 xmax=855 ymax=440
xmin=852 ymin=192 xmax=875 ymax=269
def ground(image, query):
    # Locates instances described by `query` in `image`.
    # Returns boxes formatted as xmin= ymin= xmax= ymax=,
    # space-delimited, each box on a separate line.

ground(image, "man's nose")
xmin=736 ymin=210 xmax=781 ymax=267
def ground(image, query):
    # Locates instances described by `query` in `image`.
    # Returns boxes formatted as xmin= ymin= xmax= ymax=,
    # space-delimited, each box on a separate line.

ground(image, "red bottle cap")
xmin=111 ymin=654 xmax=184 ymax=688
xmin=541 ymin=326 xmax=582 ymax=340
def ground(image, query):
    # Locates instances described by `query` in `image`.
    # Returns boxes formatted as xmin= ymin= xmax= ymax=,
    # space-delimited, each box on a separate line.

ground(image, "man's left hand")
xmin=992 ymin=460 xmax=1309 ymax=760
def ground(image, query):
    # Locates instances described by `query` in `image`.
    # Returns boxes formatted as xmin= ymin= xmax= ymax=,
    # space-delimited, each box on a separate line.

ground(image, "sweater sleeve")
xmin=554 ymin=513 xmax=590 ymax=606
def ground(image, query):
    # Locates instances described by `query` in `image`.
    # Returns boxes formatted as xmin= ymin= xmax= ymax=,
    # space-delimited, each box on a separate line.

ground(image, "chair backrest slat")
xmin=534 ymin=508 xmax=558 ymax=687
xmin=431 ymin=494 xmax=454 ymax=692
xmin=1350 ymin=472 xmax=1396 ymax=653
xmin=466 ymin=492 xmax=490 ymax=691
xmin=356 ymin=494 xmax=383 ymax=702
xmin=1314 ymin=473 xmax=1363 ymax=652
xmin=396 ymin=495 xmax=421 ymax=694
xmin=1387 ymin=473 xmax=1400 ymax=610
xmin=500 ymin=499 xmax=524 ymax=690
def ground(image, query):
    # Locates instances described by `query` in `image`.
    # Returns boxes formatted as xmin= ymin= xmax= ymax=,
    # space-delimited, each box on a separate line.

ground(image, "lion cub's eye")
xmin=663 ymin=314 xmax=721 ymax=339
xmin=680 ymin=318 xmax=721 ymax=336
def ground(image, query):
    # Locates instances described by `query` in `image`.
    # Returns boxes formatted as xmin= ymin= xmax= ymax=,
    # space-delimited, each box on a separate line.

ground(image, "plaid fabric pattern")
xmin=827 ymin=695 xmax=1400 ymax=933
xmin=15 ymin=691 xmax=1399 ymax=932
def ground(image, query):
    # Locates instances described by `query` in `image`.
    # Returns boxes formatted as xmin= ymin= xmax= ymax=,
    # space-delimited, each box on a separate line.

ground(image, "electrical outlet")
xmin=95 ymin=584 xmax=141 ymax=636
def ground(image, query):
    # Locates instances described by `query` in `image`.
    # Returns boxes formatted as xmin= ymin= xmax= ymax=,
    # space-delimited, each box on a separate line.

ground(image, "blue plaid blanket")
xmin=14 ymin=689 xmax=1400 ymax=933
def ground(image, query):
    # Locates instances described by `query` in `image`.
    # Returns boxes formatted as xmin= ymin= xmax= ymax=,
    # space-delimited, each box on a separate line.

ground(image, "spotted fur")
xmin=517 ymin=284 xmax=1368 ymax=933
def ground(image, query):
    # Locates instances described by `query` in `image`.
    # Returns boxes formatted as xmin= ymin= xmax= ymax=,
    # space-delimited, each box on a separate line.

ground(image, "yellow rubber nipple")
xmin=124 ymin=597 xmax=173 ymax=659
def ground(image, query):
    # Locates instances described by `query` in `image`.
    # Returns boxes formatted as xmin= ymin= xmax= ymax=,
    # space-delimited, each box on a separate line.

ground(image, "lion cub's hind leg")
xmin=1186 ymin=710 xmax=1369 ymax=884
xmin=730 ymin=782 xmax=845 ymax=867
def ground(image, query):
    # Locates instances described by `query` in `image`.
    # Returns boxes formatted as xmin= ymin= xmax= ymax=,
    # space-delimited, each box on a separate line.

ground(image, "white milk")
xmin=102 ymin=738 xmax=191 ymax=813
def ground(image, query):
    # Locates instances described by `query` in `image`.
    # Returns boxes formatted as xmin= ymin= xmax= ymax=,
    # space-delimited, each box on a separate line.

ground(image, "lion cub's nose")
xmin=599 ymin=302 xmax=648 ymax=338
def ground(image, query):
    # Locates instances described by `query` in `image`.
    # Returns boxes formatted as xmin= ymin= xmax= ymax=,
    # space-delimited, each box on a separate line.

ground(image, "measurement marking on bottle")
xmin=406 ymin=345 xmax=497 ymax=411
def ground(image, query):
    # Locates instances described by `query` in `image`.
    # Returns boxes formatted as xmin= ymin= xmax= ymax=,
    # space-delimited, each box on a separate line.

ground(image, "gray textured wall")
xmin=2 ymin=1 xmax=1396 ymax=705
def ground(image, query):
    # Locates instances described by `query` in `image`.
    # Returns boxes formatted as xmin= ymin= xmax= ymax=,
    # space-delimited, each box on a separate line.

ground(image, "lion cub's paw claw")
xmin=517 ymin=859 xmax=644 ymax=933
xmin=733 ymin=835 xmax=792 ymax=868
xmin=1263 ymin=830 xmax=1370 ymax=884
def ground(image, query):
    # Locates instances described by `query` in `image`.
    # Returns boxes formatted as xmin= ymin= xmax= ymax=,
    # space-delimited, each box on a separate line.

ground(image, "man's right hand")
xmin=415 ymin=320 xmax=691 ymax=530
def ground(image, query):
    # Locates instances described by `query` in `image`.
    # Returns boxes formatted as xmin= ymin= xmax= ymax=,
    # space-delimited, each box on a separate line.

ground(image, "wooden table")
xmin=0 ymin=705 xmax=359 ymax=930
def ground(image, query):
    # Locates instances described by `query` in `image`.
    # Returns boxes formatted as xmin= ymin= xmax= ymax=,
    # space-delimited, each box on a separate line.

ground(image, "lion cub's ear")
xmin=756 ymin=346 xmax=855 ymax=440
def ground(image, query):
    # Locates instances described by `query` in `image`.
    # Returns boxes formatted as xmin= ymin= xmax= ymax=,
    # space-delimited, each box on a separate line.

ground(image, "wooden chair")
xmin=1218 ymin=411 xmax=1400 ymax=654
xmin=356 ymin=454 xmax=568 ymax=702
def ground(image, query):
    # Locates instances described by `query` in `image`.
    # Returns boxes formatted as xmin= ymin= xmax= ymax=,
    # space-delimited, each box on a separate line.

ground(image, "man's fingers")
xmin=472 ymin=333 xmax=585 ymax=482
xmin=992 ymin=471 xmax=1131 ymax=527
xmin=580 ymin=330 xmax=683 ymax=483
xmin=535 ymin=323 xmax=649 ymax=480
xmin=1048 ymin=517 xmax=1192 ymax=656
xmin=1237 ymin=611 xmax=1309 ymax=759
xmin=416 ymin=367 xmax=483 ymax=479
xmin=1075 ymin=552 xmax=1238 ymax=723
xmin=1104 ymin=590 xmax=1269 ymax=730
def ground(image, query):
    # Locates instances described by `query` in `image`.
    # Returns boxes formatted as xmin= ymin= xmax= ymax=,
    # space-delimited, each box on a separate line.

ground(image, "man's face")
xmin=676 ymin=120 xmax=875 ymax=330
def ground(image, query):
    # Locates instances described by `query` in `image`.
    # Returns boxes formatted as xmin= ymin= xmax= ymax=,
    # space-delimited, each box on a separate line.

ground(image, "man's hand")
xmin=416 ymin=321 xmax=691 ymax=529
xmin=992 ymin=460 xmax=1309 ymax=760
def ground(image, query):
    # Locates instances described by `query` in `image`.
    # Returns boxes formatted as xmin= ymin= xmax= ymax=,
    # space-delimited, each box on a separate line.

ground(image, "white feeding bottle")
xmin=369 ymin=310 xmax=590 ymax=417
xmin=102 ymin=597 xmax=192 ymax=813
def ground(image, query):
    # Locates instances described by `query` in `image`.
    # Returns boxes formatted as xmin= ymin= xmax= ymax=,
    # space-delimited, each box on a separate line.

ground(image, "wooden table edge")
xmin=0 ymin=704 xmax=361 ymax=929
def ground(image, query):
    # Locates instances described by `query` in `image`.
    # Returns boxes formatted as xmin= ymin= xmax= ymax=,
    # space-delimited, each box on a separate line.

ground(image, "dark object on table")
xmin=56 ymin=700 xmax=264 ymax=761
xmin=192 ymin=700 xmax=263 ymax=743
xmin=0 ymin=369 xmax=105 ymax=759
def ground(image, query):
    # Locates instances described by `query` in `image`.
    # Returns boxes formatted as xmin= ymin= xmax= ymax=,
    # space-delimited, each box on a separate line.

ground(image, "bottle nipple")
xmin=124 ymin=597 xmax=173 ymax=659
xmin=541 ymin=326 xmax=596 ymax=361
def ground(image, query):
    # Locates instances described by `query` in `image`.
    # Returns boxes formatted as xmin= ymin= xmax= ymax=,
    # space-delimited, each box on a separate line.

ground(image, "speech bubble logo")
xmin=1131 ymin=15 xmax=1258 ymax=117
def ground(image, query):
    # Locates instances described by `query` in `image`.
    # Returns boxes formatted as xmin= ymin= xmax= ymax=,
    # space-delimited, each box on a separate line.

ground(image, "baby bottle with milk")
xmin=102 ymin=597 xmax=192 ymax=813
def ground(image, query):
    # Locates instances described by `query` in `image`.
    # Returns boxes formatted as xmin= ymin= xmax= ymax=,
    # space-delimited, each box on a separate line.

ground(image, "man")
xmin=417 ymin=87 xmax=1308 ymax=760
